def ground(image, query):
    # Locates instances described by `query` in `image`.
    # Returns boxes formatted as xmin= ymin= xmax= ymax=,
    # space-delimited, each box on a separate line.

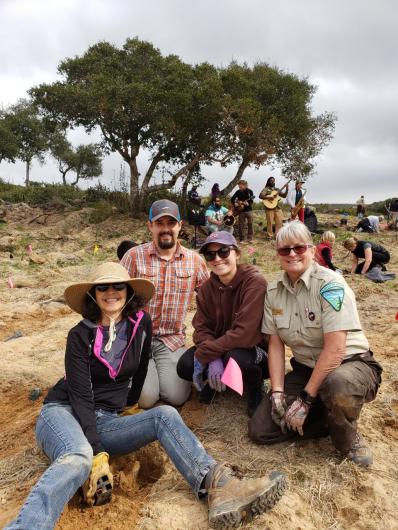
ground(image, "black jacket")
xmin=230 ymin=188 xmax=254 ymax=212
xmin=44 ymin=312 xmax=152 ymax=454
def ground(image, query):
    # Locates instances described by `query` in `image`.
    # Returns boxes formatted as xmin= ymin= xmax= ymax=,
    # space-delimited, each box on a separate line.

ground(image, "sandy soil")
xmin=0 ymin=204 xmax=397 ymax=529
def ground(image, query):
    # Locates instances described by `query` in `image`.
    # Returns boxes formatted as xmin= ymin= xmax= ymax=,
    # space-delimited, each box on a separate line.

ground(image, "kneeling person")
xmin=249 ymin=222 xmax=382 ymax=466
xmin=177 ymin=231 xmax=269 ymax=417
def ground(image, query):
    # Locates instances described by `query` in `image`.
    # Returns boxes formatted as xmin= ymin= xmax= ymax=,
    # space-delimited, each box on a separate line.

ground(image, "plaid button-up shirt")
xmin=121 ymin=241 xmax=209 ymax=351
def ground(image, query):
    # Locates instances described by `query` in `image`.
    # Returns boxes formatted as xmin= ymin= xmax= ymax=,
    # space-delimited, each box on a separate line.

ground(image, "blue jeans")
xmin=6 ymin=403 xmax=216 ymax=530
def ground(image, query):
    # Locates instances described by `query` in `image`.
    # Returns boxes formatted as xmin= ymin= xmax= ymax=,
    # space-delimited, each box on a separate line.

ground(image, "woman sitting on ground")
xmin=5 ymin=262 xmax=285 ymax=530
xmin=249 ymin=222 xmax=382 ymax=467
xmin=177 ymin=231 xmax=269 ymax=417
xmin=315 ymin=231 xmax=341 ymax=272
xmin=343 ymin=237 xmax=390 ymax=275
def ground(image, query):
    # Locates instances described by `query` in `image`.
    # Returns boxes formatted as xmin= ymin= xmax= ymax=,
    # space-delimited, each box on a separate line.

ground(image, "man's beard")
xmin=157 ymin=232 xmax=176 ymax=249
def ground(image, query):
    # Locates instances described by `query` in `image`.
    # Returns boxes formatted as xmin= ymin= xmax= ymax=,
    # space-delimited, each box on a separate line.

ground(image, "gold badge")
xmin=272 ymin=308 xmax=283 ymax=316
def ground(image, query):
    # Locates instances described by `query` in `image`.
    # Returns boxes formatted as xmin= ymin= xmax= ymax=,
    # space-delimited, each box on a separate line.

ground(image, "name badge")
xmin=272 ymin=308 xmax=283 ymax=316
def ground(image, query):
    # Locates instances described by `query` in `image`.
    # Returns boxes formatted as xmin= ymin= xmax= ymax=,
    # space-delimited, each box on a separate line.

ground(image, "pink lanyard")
xmin=92 ymin=311 xmax=144 ymax=379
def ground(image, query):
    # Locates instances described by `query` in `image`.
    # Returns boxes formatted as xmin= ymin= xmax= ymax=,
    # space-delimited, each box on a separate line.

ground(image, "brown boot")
xmin=346 ymin=432 xmax=373 ymax=467
xmin=207 ymin=464 xmax=286 ymax=529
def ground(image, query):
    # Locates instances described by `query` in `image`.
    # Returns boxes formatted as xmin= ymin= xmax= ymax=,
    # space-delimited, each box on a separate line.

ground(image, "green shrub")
xmin=87 ymin=201 xmax=114 ymax=224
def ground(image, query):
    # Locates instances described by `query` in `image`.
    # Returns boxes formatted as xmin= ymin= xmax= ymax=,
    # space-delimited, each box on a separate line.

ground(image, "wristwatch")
xmin=299 ymin=389 xmax=317 ymax=406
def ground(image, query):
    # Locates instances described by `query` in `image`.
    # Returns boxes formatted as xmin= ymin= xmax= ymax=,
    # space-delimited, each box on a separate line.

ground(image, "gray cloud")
xmin=1 ymin=0 xmax=397 ymax=203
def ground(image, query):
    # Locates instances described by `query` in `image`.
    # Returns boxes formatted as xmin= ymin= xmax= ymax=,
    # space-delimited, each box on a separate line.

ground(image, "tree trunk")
xmin=128 ymin=157 xmax=140 ymax=217
xmin=220 ymin=158 xmax=250 ymax=197
xmin=25 ymin=160 xmax=31 ymax=186
xmin=180 ymin=168 xmax=194 ymax=218
xmin=61 ymin=171 xmax=67 ymax=185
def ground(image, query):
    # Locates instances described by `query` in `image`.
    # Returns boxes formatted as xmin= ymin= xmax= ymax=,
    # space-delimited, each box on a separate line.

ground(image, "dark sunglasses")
xmin=203 ymin=246 xmax=233 ymax=262
xmin=277 ymin=245 xmax=313 ymax=256
xmin=95 ymin=283 xmax=127 ymax=292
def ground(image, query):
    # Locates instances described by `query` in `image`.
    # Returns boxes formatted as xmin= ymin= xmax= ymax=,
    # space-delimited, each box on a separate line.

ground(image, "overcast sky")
xmin=1 ymin=0 xmax=397 ymax=203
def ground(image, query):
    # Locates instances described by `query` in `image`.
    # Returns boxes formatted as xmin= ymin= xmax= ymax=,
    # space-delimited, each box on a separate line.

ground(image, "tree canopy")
xmin=50 ymin=129 xmax=102 ymax=185
xmin=4 ymin=99 xmax=50 ymax=185
xmin=31 ymin=37 xmax=335 ymax=211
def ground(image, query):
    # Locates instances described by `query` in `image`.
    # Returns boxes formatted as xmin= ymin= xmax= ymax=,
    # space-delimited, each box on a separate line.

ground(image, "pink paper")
xmin=247 ymin=246 xmax=256 ymax=256
xmin=221 ymin=357 xmax=243 ymax=396
xmin=7 ymin=274 xmax=14 ymax=288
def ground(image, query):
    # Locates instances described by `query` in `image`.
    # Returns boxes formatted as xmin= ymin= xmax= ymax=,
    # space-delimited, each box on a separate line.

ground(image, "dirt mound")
xmin=1 ymin=209 xmax=398 ymax=529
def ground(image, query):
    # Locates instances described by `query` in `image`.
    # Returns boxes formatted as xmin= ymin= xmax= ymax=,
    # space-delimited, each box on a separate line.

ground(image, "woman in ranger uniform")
xmin=249 ymin=222 xmax=382 ymax=466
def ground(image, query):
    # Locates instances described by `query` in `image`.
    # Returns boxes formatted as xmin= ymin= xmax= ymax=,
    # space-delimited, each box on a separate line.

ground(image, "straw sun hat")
xmin=64 ymin=262 xmax=155 ymax=315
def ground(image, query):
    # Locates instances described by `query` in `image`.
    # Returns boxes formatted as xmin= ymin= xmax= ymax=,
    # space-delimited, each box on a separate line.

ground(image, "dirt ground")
xmin=0 ymin=203 xmax=397 ymax=530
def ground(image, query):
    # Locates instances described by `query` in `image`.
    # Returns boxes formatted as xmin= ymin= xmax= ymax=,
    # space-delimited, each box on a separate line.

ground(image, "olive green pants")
xmin=248 ymin=353 xmax=382 ymax=453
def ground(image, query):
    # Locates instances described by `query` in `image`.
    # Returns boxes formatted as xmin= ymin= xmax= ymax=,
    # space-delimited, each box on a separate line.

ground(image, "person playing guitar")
xmin=259 ymin=176 xmax=289 ymax=239
xmin=230 ymin=180 xmax=255 ymax=242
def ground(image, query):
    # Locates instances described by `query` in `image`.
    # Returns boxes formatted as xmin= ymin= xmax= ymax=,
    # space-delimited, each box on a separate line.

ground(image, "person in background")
xmin=211 ymin=183 xmax=221 ymax=201
xmin=355 ymin=215 xmax=384 ymax=233
xmin=5 ymin=262 xmax=287 ymax=530
xmin=286 ymin=180 xmax=305 ymax=222
xmin=249 ymin=222 xmax=382 ymax=467
xmin=315 ymin=231 xmax=341 ymax=272
xmin=121 ymin=199 xmax=209 ymax=408
xmin=117 ymin=240 xmax=138 ymax=261
xmin=177 ymin=231 xmax=269 ymax=417
xmin=356 ymin=195 xmax=366 ymax=218
xmin=343 ymin=237 xmax=390 ymax=275
xmin=230 ymin=180 xmax=255 ymax=242
xmin=205 ymin=197 xmax=234 ymax=234
xmin=259 ymin=176 xmax=289 ymax=239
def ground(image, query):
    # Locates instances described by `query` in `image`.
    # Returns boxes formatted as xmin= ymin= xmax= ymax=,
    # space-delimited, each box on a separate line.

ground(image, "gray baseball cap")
xmin=149 ymin=200 xmax=181 ymax=222
xmin=199 ymin=231 xmax=238 ymax=253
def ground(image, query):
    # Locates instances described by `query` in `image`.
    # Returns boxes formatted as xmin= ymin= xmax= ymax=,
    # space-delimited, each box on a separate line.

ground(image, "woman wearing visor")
xmin=6 ymin=262 xmax=285 ymax=530
xmin=249 ymin=222 xmax=382 ymax=467
xmin=177 ymin=231 xmax=269 ymax=417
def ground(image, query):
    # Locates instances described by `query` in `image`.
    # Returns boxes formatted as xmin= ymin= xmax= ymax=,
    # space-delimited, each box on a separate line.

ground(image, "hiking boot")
xmin=346 ymin=432 xmax=373 ymax=467
xmin=208 ymin=464 xmax=286 ymax=529
xmin=199 ymin=383 xmax=216 ymax=404
xmin=247 ymin=385 xmax=265 ymax=418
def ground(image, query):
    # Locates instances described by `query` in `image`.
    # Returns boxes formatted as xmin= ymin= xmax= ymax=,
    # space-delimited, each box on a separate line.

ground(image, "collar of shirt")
xmin=148 ymin=241 xmax=185 ymax=261
xmin=279 ymin=262 xmax=315 ymax=293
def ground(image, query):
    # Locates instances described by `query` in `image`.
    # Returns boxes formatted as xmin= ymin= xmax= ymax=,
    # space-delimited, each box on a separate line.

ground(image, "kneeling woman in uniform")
xmin=177 ymin=231 xmax=269 ymax=417
xmin=249 ymin=222 xmax=382 ymax=466
xmin=6 ymin=262 xmax=286 ymax=530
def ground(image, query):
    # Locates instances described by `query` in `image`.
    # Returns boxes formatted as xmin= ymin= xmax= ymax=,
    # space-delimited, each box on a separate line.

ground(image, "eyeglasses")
xmin=277 ymin=245 xmax=313 ymax=256
xmin=95 ymin=283 xmax=127 ymax=292
xmin=203 ymin=246 xmax=233 ymax=262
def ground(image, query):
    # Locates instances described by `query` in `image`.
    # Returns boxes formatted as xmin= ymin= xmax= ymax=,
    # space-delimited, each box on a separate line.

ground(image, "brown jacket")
xmin=193 ymin=264 xmax=267 ymax=363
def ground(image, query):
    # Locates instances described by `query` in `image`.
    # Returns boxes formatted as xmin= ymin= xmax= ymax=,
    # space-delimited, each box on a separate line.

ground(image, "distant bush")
xmin=0 ymin=180 xmax=84 ymax=205
xmin=87 ymin=201 xmax=114 ymax=223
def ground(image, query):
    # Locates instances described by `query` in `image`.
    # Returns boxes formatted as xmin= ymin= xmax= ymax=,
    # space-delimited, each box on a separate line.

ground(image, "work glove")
xmin=281 ymin=398 xmax=310 ymax=436
xmin=208 ymin=358 xmax=226 ymax=393
xmin=193 ymin=357 xmax=206 ymax=392
xmin=270 ymin=391 xmax=287 ymax=429
xmin=120 ymin=404 xmax=143 ymax=416
xmin=82 ymin=452 xmax=113 ymax=506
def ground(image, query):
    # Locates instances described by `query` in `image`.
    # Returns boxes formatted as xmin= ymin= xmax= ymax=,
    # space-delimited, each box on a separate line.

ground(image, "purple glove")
xmin=208 ymin=358 xmax=226 ymax=392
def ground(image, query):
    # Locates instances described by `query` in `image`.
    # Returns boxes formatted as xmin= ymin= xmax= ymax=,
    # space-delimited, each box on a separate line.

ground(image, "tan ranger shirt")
xmin=262 ymin=263 xmax=369 ymax=368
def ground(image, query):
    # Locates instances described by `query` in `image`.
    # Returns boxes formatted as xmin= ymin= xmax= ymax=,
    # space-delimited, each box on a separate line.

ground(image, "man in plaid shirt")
xmin=121 ymin=199 xmax=209 ymax=408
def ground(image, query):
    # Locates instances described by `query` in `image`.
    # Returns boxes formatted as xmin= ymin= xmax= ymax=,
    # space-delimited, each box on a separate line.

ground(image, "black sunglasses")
xmin=277 ymin=244 xmax=313 ymax=256
xmin=203 ymin=246 xmax=233 ymax=262
xmin=95 ymin=283 xmax=127 ymax=292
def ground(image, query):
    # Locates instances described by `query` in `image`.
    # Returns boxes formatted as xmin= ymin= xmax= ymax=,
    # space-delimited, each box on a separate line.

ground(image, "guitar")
xmin=233 ymin=200 xmax=246 ymax=215
xmin=262 ymin=179 xmax=292 ymax=210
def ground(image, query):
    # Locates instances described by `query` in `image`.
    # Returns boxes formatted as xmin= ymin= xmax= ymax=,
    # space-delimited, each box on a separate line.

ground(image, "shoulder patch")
xmin=320 ymin=281 xmax=345 ymax=311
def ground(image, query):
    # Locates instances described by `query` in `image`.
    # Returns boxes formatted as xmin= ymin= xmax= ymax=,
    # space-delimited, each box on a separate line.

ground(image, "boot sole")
xmin=209 ymin=471 xmax=287 ymax=529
